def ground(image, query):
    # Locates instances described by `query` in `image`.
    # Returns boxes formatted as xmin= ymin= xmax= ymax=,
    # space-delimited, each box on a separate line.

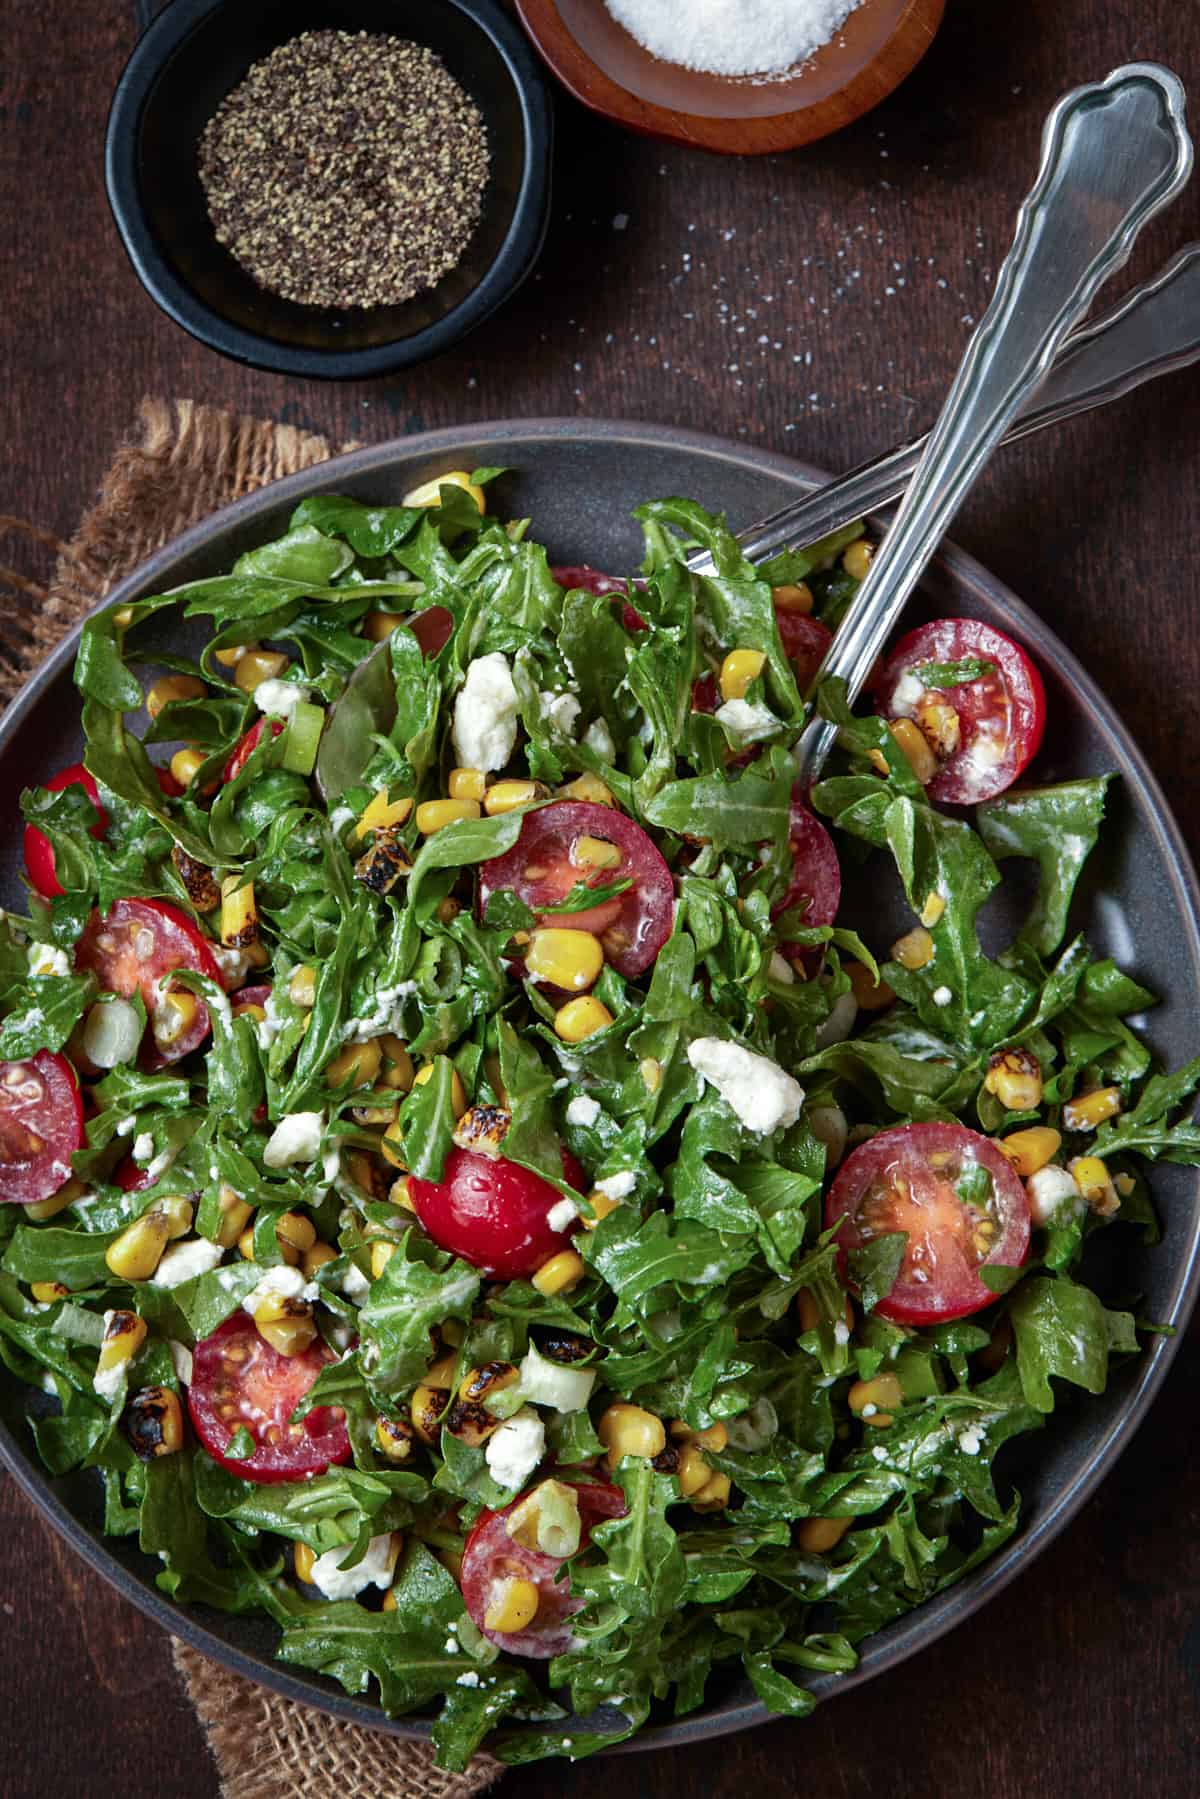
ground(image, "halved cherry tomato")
xmin=232 ymin=983 xmax=272 ymax=1010
xmin=550 ymin=566 xmax=646 ymax=633
xmin=478 ymin=801 xmax=674 ymax=980
xmin=408 ymin=605 xmax=455 ymax=659
xmin=223 ymin=718 xmax=284 ymax=784
xmin=461 ymin=1478 xmax=627 ymax=1658
xmin=74 ymin=898 xmax=223 ymax=1063
xmin=114 ymin=1154 xmax=151 ymax=1193
xmin=153 ymin=763 xmax=185 ymax=799
xmin=24 ymin=764 xmax=108 ymax=900
xmin=825 ymin=1122 xmax=1031 ymax=1325
xmin=691 ymin=671 xmax=719 ymax=713
xmin=410 ymin=1146 xmax=587 ymax=1280
xmin=875 ymin=619 xmax=1046 ymax=804
xmin=188 ymin=1312 xmax=351 ymax=1483
xmin=0 ymin=1051 xmax=84 ymax=1206
xmin=776 ymin=609 xmax=833 ymax=692
xmin=773 ymin=794 xmax=842 ymax=942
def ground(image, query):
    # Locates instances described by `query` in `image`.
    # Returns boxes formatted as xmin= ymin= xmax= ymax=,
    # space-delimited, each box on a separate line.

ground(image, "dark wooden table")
xmin=3 ymin=2 xmax=1200 ymax=1794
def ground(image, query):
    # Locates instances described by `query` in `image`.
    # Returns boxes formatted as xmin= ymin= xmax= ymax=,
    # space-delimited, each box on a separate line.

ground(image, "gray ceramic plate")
xmin=2 ymin=420 xmax=1199 ymax=1754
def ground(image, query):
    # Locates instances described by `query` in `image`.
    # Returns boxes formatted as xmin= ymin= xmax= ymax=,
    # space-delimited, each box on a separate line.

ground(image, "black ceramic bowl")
xmin=2 ymin=421 xmax=1199 ymax=1753
xmin=105 ymin=0 xmax=553 ymax=377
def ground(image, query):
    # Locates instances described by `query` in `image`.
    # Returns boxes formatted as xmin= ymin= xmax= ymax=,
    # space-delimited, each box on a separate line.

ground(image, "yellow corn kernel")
xmin=448 ymin=767 xmax=488 ymax=802
xmin=370 ymin=1240 xmax=397 ymax=1280
xmin=984 ymin=1047 xmax=1044 ymax=1113
xmin=772 ymin=581 xmax=814 ymax=613
xmin=214 ymin=641 xmax=257 ymax=668
xmin=96 ymin=1308 xmax=147 ymax=1374
xmin=597 ymin=1402 xmax=666 ymax=1469
xmin=848 ymin=1373 xmax=903 ymax=1427
xmin=288 ymin=965 xmax=317 ymax=1008
xmin=920 ymin=891 xmax=946 ymax=928
xmin=1069 ymin=1155 xmax=1120 ymax=1216
xmin=553 ymin=996 xmax=613 ymax=1043
xmin=169 ymin=748 xmax=208 ymax=790
xmin=381 ymin=1117 xmax=408 ymax=1171
xmin=403 ymin=470 xmax=486 ymax=513
xmin=215 ymin=1187 xmax=254 ymax=1249
xmin=390 ymin=1175 xmax=416 ymax=1214
xmin=25 ymin=1179 xmax=84 ymax=1222
xmin=351 ymin=1092 xmax=399 ymax=1128
xmin=146 ymin=674 xmax=206 ymax=720
xmin=31 ymin=1281 xmax=69 ymax=1303
xmin=254 ymin=1293 xmax=317 ymax=1357
xmin=411 ymin=1355 xmax=457 ymax=1445
xmin=153 ymin=1196 xmax=194 ymax=1240
xmin=915 ymin=696 xmax=961 ymax=761
xmin=416 ymin=797 xmax=481 ymax=835
xmin=378 ymin=1036 xmax=415 ymax=1092
xmin=220 ymin=877 xmax=257 ymax=949
xmin=796 ymin=1516 xmax=852 ymax=1553
xmin=356 ymin=788 xmax=414 ymax=840
xmin=675 ymin=1444 xmax=711 ymax=1497
xmin=326 ymin=1038 xmax=383 ymax=1089
xmin=888 ymin=718 xmax=939 ymax=785
xmin=375 ymin=1414 xmax=415 ymax=1463
xmin=690 ymin=1472 xmax=732 ymax=1511
xmin=232 ymin=999 xmax=267 ymax=1024
xmin=567 ymin=836 xmax=620 ymax=876
xmin=303 ymin=1240 xmax=338 ymax=1277
xmin=583 ymin=1190 xmax=620 ymax=1229
xmin=842 ymin=539 xmax=873 ymax=581
xmin=532 ymin=1250 xmax=586 ymax=1296
xmin=558 ymin=771 xmax=615 ymax=807
xmin=125 ymin=1386 xmax=184 ymax=1459
xmin=525 ymin=928 xmax=604 ymax=993
xmin=381 ymin=1586 xmax=398 ymax=1611
xmin=294 ymin=1542 xmax=317 ymax=1584
xmin=105 ymin=1212 xmax=171 ymax=1282
xmin=235 ymin=648 xmax=290 ymax=694
xmin=999 ymin=1126 xmax=1062 ymax=1178
xmin=363 ymin=611 xmax=405 ymax=642
xmin=483 ymin=779 xmax=545 ymax=817
xmin=891 ymin=926 xmax=934 ymax=971
xmin=413 ymin=1061 xmax=468 ymax=1117
xmin=459 ymin=1361 xmax=520 ymax=1406
xmin=719 ymin=648 xmax=767 ymax=703
xmin=152 ymin=989 xmax=200 ymax=1049
xmin=484 ymin=1576 xmax=539 ymax=1634
xmin=639 ymin=1057 xmax=663 ymax=1094
xmin=1063 ymin=1087 xmax=1122 ymax=1132
xmin=237 ymin=1225 xmax=257 ymax=1261
xmin=847 ymin=962 xmax=895 ymax=1012
xmin=670 ymin=1418 xmax=728 ymax=1453
xmin=276 ymin=1211 xmax=317 ymax=1256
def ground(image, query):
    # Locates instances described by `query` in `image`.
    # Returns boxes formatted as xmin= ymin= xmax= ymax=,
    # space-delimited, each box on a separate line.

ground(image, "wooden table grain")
xmin=3 ymin=3 xmax=1199 ymax=1795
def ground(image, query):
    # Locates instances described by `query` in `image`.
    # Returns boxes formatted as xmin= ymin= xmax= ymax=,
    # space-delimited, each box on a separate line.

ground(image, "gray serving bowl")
xmin=2 ymin=421 xmax=1198 ymax=1754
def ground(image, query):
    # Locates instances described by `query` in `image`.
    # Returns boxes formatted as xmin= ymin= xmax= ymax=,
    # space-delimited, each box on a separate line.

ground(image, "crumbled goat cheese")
xmin=484 ymin=1406 xmax=545 ymax=1491
xmin=595 ymin=1170 xmax=637 ymax=1200
xmin=687 ymin=1038 xmax=804 ymax=1135
xmin=712 ymin=698 xmax=780 ymax=744
xmin=254 ymin=678 xmax=311 ymax=719
xmin=115 ymin=1116 xmax=136 ymax=1136
xmin=565 ymin=1094 xmax=601 ymax=1128
xmin=241 ymin=1264 xmax=319 ymax=1316
xmin=957 ymin=1428 xmax=983 ymax=1456
xmin=132 ymin=1132 xmax=155 ymax=1164
xmin=932 ymin=985 xmax=953 ymax=1007
xmin=310 ymin=1534 xmax=396 ymax=1602
xmin=263 ymin=1111 xmax=324 ymax=1168
xmin=892 ymin=671 xmax=926 ymax=711
xmin=833 ymin=1319 xmax=851 ymax=1345
xmin=546 ymin=1197 xmax=581 ymax=1233
xmin=540 ymin=689 xmax=582 ymax=736
xmin=210 ymin=943 xmax=251 ymax=986
xmin=582 ymin=718 xmax=616 ymax=762
xmin=452 ymin=652 xmax=519 ymax=772
xmin=152 ymin=1238 xmax=225 ymax=1288
xmin=1026 ymin=1165 xmax=1085 ymax=1226
xmin=455 ymin=1670 xmax=482 ymax=1688
xmin=518 ymin=1342 xmax=596 ymax=1413
xmin=27 ymin=943 xmax=71 ymax=977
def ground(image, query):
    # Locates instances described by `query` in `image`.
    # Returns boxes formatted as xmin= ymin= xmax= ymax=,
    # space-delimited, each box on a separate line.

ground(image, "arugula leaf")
xmin=977 ymin=778 xmax=1111 ymax=957
xmin=358 ymin=1233 xmax=479 ymax=1395
xmin=912 ymin=657 xmax=996 ymax=688
xmin=0 ymin=974 xmax=94 ymax=1058
xmin=1007 ymin=1275 xmax=1138 ymax=1412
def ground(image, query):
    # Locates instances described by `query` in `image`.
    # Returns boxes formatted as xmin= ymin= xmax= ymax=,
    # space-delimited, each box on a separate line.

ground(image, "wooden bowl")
xmin=514 ymin=0 xmax=945 ymax=153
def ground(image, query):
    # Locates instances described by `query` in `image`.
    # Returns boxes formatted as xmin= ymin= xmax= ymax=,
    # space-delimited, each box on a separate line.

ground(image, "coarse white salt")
xmin=604 ymin=0 xmax=862 ymax=78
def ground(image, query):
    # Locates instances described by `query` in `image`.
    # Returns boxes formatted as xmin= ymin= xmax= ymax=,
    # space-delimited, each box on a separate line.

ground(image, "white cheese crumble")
xmin=833 ymin=1319 xmax=851 ymax=1346
xmin=712 ymin=697 xmax=780 ymax=744
xmin=27 ymin=943 xmax=71 ymax=977
xmin=263 ymin=1110 xmax=324 ymax=1168
xmin=546 ymin=1197 xmax=581 ymax=1233
xmin=957 ymin=1428 xmax=983 ymax=1457
xmin=518 ymin=1342 xmax=596 ymax=1413
xmin=241 ymin=1264 xmax=319 ymax=1317
xmin=132 ymin=1132 xmax=155 ymax=1164
xmin=892 ymin=671 xmax=926 ymax=711
xmin=152 ymin=1238 xmax=225 ymax=1289
xmin=455 ymin=1670 xmax=482 ymax=1688
xmin=452 ymin=652 xmax=519 ymax=772
xmin=540 ymin=689 xmax=582 ymax=737
xmin=210 ymin=943 xmax=251 ymax=987
xmin=565 ymin=1094 xmax=601 ymax=1129
xmin=115 ymin=1115 xmax=136 ymax=1136
xmin=254 ymin=678 xmax=311 ymax=719
xmin=582 ymin=718 xmax=616 ymax=762
xmin=932 ymin=985 xmax=953 ymax=1007
xmin=92 ymin=1312 xmax=127 ymax=1403
xmin=595 ymin=1170 xmax=637 ymax=1200
xmin=484 ymin=1406 xmax=545 ymax=1491
xmin=687 ymin=1037 xmax=804 ymax=1135
xmin=1026 ymin=1164 xmax=1085 ymax=1226
xmin=310 ymin=1534 xmax=396 ymax=1602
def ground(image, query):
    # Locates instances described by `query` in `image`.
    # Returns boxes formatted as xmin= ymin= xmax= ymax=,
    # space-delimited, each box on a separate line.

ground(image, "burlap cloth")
xmin=0 ymin=398 xmax=503 ymax=1799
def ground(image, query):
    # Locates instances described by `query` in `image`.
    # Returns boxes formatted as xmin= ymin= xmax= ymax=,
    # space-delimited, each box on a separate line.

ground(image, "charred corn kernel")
xmin=558 ymin=771 xmax=615 ymax=806
xmin=153 ymin=989 xmax=200 ymax=1047
xmin=675 ymin=1444 xmax=711 ymax=1496
xmin=449 ymin=766 xmax=488 ymax=802
xmin=403 ymin=469 xmax=486 ymax=513
xmin=146 ymin=674 xmax=206 ymax=718
xmin=214 ymin=640 xmax=257 ymax=667
xmin=375 ymin=1415 xmax=415 ymax=1463
xmin=378 ymin=1036 xmax=415 ymax=1092
xmin=985 ymin=1047 xmax=1044 ymax=1112
xmin=583 ymin=1190 xmax=620 ymax=1229
xmin=843 ymin=539 xmax=873 ymax=581
xmin=452 ymin=1103 xmax=511 ymax=1158
xmin=355 ymin=830 xmax=413 ymax=895
xmin=796 ymin=1287 xmax=854 ymax=1335
xmin=413 ymin=1061 xmax=468 ymax=1117
xmin=484 ymin=1576 xmax=539 ymax=1634
xmin=720 ymin=648 xmax=767 ymax=703
xmin=999 ymin=1126 xmax=1062 ymax=1178
xmin=525 ymin=928 xmax=604 ymax=992
xmin=355 ymin=788 xmax=414 ymax=840
xmin=254 ymin=1293 xmax=318 ymax=1357
xmin=370 ymin=1240 xmax=397 ymax=1280
xmin=459 ymin=1361 xmax=520 ymax=1406
xmin=169 ymin=748 xmax=208 ymax=790
xmin=411 ymin=1356 xmax=457 ymax=1445
xmin=796 ymin=1516 xmax=852 ymax=1553
xmin=351 ymin=1092 xmax=398 ymax=1127
xmin=288 ymin=965 xmax=317 ymax=1008
xmin=772 ymin=581 xmax=814 ymax=613
xmin=106 ymin=1211 xmax=171 ymax=1281
xmin=847 ymin=962 xmax=895 ymax=1012
xmin=888 ymin=718 xmax=939 ymax=784
xmin=25 ymin=1179 xmax=84 ymax=1221
xmin=153 ymin=1196 xmax=194 ymax=1240
xmin=445 ymin=1397 xmax=500 ymax=1447
xmin=1069 ymin=1155 xmax=1120 ymax=1216
xmin=303 ymin=1240 xmax=337 ymax=1277
xmin=96 ymin=1309 xmax=147 ymax=1377
xmin=1063 ymin=1086 xmax=1122 ymax=1132
xmin=848 ymin=1373 xmax=903 ymax=1427
xmin=639 ymin=1056 xmax=663 ymax=1094
xmin=276 ymin=1211 xmax=317 ymax=1256
xmin=326 ymin=1037 xmax=383 ymax=1088
xmin=294 ymin=1543 xmax=317 ymax=1583
xmin=235 ymin=648 xmax=290 ymax=694
xmin=553 ymin=996 xmax=613 ymax=1042
xmin=570 ymin=834 xmax=622 ymax=874
xmin=892 ymin=926 xmax=935 ymax=971
xmin=483 ymin=778 xmax=547 ymax=816
xmin=389 ymin=1175 xmax=416 ymax=1214
xmin=31 ymin=1281 xmax=69 ymax=1303
xmin=416 ymin=797 xmax=480 ymax=834
xmin=690 ymin=1472 xmax=732 ymax=1511
xmin=220 ymin=876 xmax=258 ymax=948
xmin=506 ymin=1479 xmax=582 ymax=1558
xmin=125 ymin=1386 xmax=184 ymax=1459
xmin=532 ymin=1249 xmax=586 ymax=1296
xmin=915 ymin=695 xmax=961 ymax=760
xmin=920 ymin=891 xmax=946 ymax=928
xmin=363 ymin=611 xmax=405 ymax=642
xmin=598 ymin=1402 xmax=666 ymax=1469
xmin=215 ymin=1187 xmax=253 ymax=1249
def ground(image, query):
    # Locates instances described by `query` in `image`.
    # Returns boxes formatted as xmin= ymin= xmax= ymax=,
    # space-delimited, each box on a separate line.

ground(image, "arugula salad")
xmin=3 ymin=471 xmax=1198 ymax=1768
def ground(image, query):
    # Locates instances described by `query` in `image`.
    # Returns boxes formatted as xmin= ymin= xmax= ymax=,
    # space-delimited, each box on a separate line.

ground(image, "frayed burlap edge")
xmin=1 ymin=398 xmax=502 ymax=1798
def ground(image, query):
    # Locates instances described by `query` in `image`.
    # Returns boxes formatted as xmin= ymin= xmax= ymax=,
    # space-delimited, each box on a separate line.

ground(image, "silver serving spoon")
xmin=789 ymin=61 xmax=1191 ymax=789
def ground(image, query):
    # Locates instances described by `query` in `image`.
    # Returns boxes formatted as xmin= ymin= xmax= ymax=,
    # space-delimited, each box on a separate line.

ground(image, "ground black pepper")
xmin=197 ymin=30 xmax=490 ymax=311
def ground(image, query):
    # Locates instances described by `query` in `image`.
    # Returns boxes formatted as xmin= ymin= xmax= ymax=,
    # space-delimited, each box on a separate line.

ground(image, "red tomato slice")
xmin=461 ymin=1478 xmax=627 ymax=1658
xmin=223 ymin=718 xmax=284 ymax=783
xmin=775 ymin=609 xmax=833 ymax=691
xmin=478 ymin=800 xmax=674 ymax=979
xmin=74 ymin=898 xmax=223 ymax=1063
xmin=410 ymin=1146 xmax=586 ymax=1280
xmin=875 ymin=619 xmax=1046 ymax=804
xmin=550 ymin=565 xmax=646 ymax=632
xmin=691 ymin=671 xmax=719 ymax=714
xmin=114 ymin=1154 xmax=151 ymax=1193
xmin=825 ymin=1122 xmax=1031 ymax=1325
xmin=188 ymin=1313 xmax=351 ymax=1483
xmin=152 ymin=763 xmax=185 ymax=799
xmin=24 ymin=764 xmax=108 ymax=900
xmin=774 ymin=793 xmax=842 ymax=941
xmin=408 ymin=605 xmax=455 ymax=659
xmin=0 ymin=1051 xmax=83 ymax=1206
